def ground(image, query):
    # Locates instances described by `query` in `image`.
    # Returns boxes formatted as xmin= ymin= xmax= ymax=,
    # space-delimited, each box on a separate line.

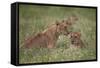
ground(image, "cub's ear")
xmin=66 ymin=21 xmax=72 ymax=25
xmin=77 ymin=32 xmax=81 ymax=37
xmin=56 ymin=21 xmax=60 ymax=26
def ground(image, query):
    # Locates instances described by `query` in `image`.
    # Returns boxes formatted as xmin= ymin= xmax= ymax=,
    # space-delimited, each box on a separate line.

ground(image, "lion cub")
xmin=69 ymin=32 xmax=85 ymax=48
xmin=23 ymin=15 xmax=78 ymax=49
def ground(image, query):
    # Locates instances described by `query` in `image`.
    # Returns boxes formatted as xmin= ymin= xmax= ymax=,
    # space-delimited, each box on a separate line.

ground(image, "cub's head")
xmin=56 ymin=20 xmax=70 ymax=35
xmin=69 ymin=32 xmax=81 ymax=44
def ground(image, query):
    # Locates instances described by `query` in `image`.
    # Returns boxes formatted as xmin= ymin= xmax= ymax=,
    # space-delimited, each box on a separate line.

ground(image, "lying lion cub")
xmin=69 ymin=32 xmax=85 ymax=48
xmin=23 ymin=15 xmax=78 ymax=49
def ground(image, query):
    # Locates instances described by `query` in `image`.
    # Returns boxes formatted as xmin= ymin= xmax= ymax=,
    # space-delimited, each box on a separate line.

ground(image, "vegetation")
xmin=19 ymin=4 xmax=96 ymax=64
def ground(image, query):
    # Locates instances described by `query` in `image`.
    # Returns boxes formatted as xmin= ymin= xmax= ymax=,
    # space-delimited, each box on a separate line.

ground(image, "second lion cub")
xmin=69 ymin=32 xmax=85 ymax=48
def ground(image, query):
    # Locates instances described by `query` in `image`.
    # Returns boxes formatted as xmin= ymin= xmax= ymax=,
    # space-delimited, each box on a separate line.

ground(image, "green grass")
xmin=19 ymin=4 xmax=96 ymax=64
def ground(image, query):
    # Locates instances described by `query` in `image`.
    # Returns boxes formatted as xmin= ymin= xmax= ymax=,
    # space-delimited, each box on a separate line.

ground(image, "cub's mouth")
xmin=71 ymin=40 xmax=79 ymax=45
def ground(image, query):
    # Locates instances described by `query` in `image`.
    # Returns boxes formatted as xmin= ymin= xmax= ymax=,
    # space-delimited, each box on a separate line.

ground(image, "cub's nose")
xmin=71 ymin=40 xmax=75 ymax=44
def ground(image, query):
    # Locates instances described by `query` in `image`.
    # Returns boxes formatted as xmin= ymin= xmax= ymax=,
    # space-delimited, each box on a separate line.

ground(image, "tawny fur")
xmin=23 ymin=15 xmax=78 ymax=49
xmin=69 ymin=32 xmax=85 ymax=48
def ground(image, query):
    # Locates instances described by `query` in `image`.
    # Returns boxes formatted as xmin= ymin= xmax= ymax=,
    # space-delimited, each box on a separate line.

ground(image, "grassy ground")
xmin=19 ymin=4 xmax=97 ymax=64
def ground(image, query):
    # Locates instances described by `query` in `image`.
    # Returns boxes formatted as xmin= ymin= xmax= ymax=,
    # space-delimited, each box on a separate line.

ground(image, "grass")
xmin=19 ymin=4 xmax=97 ymax=64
